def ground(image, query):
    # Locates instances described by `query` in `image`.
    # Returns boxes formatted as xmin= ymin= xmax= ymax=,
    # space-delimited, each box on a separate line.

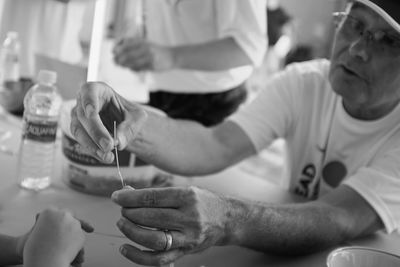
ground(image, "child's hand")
xmin=21 ymin=208 xmax=92 ymax=267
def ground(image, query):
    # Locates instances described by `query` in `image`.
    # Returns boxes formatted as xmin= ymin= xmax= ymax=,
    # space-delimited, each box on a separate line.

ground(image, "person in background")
xmin=267 ymin=5 xmax=293 ymax=48
xmin=0 ymin=208 xmax=93 ymax=267
xmin=247 ymin=4 xmax=292 ymax=95
xmin=113 ymin=0 xmax=267 ymax=126
xmin=72 ymin=0 xmax=400 ymax=265
xmin=284 ymin=45 xmax=314 ymax=66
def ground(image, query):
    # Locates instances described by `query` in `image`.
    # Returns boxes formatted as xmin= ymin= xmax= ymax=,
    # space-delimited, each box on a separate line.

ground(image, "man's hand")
xmin=21 ymin=208 xmax=94 ymax=267
xmin=111 ymin=186 xmax=231 ymax=266
xmin=113 ymin=37 xmax=175 ymax=72
xmin=70 ymin=82 xmax=147 ymax=163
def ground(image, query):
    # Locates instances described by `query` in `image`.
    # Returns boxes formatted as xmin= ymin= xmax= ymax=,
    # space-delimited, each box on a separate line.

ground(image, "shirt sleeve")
xmin=215 ymin=0 xmax=267 ymax=67
xmin=344 ymin=148 xmax=400 ymax=234
xmin=228 ymin=63 xmax=304 ymax=152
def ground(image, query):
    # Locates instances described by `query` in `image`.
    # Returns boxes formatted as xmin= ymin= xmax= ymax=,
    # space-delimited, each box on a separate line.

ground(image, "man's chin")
xmin=331 ymin=70 xmax=364 ymax=92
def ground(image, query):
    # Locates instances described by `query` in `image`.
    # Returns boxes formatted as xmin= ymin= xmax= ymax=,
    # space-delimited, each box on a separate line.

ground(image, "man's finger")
xmin=118 ymin=54 xmax=153 ymax=71
xmin=116 ymin=216 xmax=184 ymax=251
xmin=121 ymin=208 xmax=183 ymax=231
xmin=75 ymin=83 xmax=116 ymax=153
xmin=115 ymin=38 xmax=145 ymax=55
xmin=111 ymin=187 xmax=185 ymax=208
xmin=79 ymin=219 xmax=94 ymax=233
xmin=116 ymin=101 xmax=147 ymax=149
xmin=77 ymin=83 xmax=102 ymax=119
xmin=115 ymin=43 xmax=148 ymax=60
xmin=117 ymin=217 xmax=165 ymax=251
xmin=71 ymin=249 xmax=85 ymax=266
xmin=71 ymin=106 xmax=114 ymax=163
xmin=71 ymin=110 xmax=104 ymax=155
xmin=115 ymin=51 xmax=151 ymax=70
xmin=120 ymin=244 xmax=184 ymax=266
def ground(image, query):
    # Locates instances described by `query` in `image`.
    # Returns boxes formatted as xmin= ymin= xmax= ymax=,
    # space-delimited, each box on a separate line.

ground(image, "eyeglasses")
xmin=333 ymin=12 xmax=400 ymax=55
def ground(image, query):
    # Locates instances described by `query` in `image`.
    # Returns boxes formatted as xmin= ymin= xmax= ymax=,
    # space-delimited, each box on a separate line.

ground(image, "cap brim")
xmin=354 ymin=0 xmax=400 ymax=33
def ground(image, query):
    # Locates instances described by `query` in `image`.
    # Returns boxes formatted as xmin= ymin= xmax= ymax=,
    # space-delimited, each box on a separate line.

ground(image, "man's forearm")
xmin=171 ymin=37 xmax=252 ymax=71
xmin=0 ymin=234 xmax=23 ymax=265
xmin=129 ymin=115 xmax=233 ymax=175
xmin=223 ymin=198 xmax=370 ymax=255
xmin=128 ymin=114 xmax=254 ymax=176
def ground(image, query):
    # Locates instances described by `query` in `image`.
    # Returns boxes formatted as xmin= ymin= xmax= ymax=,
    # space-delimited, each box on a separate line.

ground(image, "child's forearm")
xmin=0 ymin=234 xmax=23 ymax=265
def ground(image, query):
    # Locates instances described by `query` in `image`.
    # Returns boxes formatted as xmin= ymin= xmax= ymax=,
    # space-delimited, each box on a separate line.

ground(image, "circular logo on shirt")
xmin=322 ymin=161 xmax=347 ymax=187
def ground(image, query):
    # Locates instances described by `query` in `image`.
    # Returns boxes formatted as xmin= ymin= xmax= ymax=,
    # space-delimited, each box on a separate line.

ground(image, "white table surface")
xmin=0 ymin=110 xmax=399 ymax=267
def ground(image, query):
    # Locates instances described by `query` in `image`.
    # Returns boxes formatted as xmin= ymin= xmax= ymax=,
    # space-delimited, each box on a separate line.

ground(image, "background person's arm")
xmin=114 ymin=37 xmax=253 ymax=72
xmin=113 ymin=0 xmax=267 ymax=72
xmin=169 ymin=37 xmax=253 ymax=71
xmin=172 ymin=0 xmax=268 ymax=71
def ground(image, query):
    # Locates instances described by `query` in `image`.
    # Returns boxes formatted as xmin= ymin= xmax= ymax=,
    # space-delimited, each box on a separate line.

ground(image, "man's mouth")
xmin=341 ymin=64 xmax=360 ymax=77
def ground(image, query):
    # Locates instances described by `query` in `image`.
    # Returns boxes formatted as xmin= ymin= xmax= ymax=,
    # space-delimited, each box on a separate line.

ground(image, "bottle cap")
xmin=37 ymin=70 xmax=57 ymax=85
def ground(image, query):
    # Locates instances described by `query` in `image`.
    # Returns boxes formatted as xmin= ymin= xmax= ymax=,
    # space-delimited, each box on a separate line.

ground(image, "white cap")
xmin=38 ymin=70 xmax=57 ymax=84
xmin=353 ymin=0 xmax=400 ymax=33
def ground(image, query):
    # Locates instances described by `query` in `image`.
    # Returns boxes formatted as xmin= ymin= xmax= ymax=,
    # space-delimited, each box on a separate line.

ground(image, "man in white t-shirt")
xmin=71 ymin=0 xmax=400 ymax=265
xmin=113 ymin=0 xmax=267 ymax=126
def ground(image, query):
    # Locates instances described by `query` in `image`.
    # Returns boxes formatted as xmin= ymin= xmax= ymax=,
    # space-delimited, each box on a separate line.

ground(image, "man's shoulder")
xmin=284 ymin=58 xmax=331 ymax=80
xmin=278 ymin=59 xmax=333 ymax=100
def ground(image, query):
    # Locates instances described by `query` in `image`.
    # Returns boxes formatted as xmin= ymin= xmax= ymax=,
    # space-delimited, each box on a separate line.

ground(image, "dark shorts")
xmin=148 ymin=83 xmax=247 ymax=126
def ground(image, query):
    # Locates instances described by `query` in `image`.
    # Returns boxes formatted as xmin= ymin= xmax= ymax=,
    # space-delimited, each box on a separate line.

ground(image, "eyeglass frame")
xmin=332 ymin=11 xmax=400 ymax=55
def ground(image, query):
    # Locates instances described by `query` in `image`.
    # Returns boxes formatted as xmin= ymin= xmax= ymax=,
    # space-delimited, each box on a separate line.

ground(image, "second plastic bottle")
xmin=17 ymin=70 xmax=62 ymax=190
xmin=1 ymin=31 xmax=21 ymax=85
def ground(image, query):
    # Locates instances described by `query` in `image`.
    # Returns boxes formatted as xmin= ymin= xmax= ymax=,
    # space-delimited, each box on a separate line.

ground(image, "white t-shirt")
xmin=230 ymin=59 xmax=400 ymax=234
xmin=145 ymin=0 xmax=267 ymax=93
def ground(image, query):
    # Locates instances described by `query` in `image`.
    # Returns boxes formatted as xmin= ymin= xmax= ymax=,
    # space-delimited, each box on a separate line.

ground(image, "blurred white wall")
xmin=0 ymin=0 xmax=96 ymax=77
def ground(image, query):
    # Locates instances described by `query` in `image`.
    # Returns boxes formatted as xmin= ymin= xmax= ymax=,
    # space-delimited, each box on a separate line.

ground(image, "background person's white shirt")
xmin=145 ymin=0 xmax=267 ymax=93
xmin=230 ymin=59 xmax=400 ymax=234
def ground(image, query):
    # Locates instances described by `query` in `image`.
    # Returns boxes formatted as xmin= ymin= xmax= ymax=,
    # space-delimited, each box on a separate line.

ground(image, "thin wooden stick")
xmin=114 ymin=121 xmax=125 ymax=188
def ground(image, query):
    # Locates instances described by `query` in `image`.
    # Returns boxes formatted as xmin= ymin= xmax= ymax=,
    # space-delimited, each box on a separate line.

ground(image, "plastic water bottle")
xmin=17 ymin=70 xmax=62 ymax=191
xmin=1 ymin=31 xmax=21 ymax=84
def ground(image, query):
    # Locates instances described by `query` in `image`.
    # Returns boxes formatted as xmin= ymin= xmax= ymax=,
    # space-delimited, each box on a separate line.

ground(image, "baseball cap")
xmin=353 ymin=0 xmax=400 ymax=33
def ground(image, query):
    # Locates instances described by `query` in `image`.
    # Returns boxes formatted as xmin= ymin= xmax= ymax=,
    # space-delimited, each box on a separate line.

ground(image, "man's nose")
xmin=348 ymin=33 xmax=370 ymax=62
